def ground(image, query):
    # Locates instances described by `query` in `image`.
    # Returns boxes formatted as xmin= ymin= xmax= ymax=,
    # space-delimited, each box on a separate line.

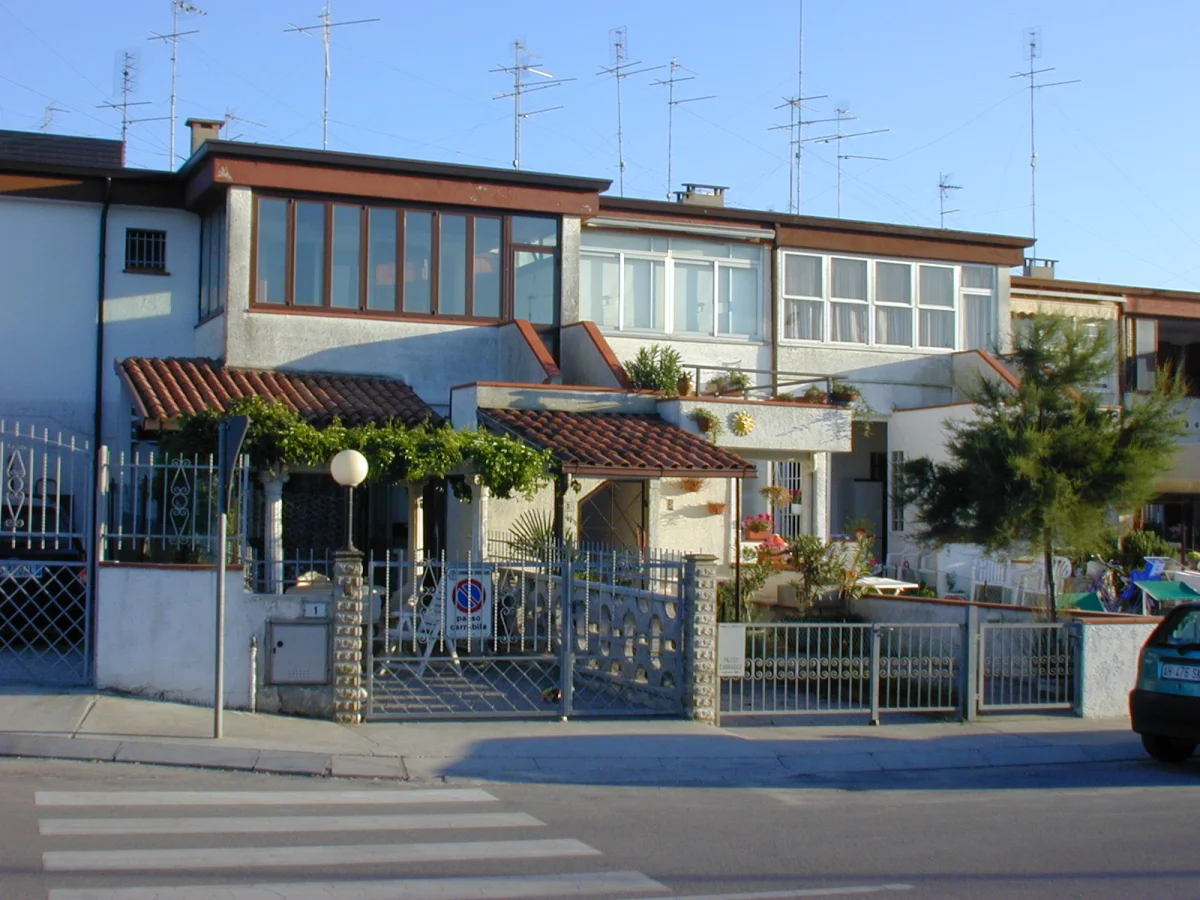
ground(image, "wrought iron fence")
xmin=1 ymin=421 xmax=91 ymax=551
xmin=100 ymin=449 xmax=250 ymax=564
xmin=243 ymin=548 xmax=338 ymax=594
xmin=978 ymin=622 xmax=1076 ymax=710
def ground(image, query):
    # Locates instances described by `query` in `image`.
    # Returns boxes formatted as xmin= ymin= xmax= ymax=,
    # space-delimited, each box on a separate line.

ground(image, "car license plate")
xmin=1161 ymin=662 xmax=1200 ymax=682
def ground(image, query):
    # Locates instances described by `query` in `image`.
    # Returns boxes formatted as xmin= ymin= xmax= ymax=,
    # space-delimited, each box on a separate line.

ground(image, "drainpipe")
xmin=88 ymin=177 xmax=112 ymax=686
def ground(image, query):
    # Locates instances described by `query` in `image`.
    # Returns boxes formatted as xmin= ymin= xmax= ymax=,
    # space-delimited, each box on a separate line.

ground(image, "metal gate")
xmin=977 ymin=622 xmax=1076 ymax=711
xmin=0 ymin=422 xmax=93 ymax=685
xmin=364 ymin=550 xmax=686 ymax=719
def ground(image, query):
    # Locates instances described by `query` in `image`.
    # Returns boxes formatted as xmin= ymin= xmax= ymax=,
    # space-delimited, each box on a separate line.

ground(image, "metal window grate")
xmin=124 ymin=229 xmax=167 ymax=273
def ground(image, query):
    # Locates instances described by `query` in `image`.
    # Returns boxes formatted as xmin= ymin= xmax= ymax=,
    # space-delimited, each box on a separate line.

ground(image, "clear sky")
xmin=2 ymin=0 xmax=1196 ymax=290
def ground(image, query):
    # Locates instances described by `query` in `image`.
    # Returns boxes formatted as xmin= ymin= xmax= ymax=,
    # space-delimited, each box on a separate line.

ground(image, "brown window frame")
xmin=249 ymin=194 xmax=553 ymax=324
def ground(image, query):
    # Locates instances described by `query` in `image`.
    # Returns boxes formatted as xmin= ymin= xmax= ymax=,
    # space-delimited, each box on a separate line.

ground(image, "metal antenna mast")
xmin=598 ymin=27 xmax=665 ymax=196
xmin=97 ymin=52 xmax=158 ymax=148
xmin=938 ymin=172 xmax=962 ymax=228
xmin=491 ymin=41 xmax=574 ymax=170
xmin=1010 ymin=28 xmax=1079 ymax=246
xmin=801 ymin=108 xmax=888 ymax=217
xmin=149 ymin=0 xmax=205 ymax=167
xmin=650 ymin=59 xmax=714 ymax=199
xmin=285 ymin=3 xmax=380 ymax=150
xmin=223 ymin=108 xmax=266 ymax=142
xmin=768 ymin=0 xmax=827 ymax=214
xmin=41 ymin=103 xmax=68 ymax=132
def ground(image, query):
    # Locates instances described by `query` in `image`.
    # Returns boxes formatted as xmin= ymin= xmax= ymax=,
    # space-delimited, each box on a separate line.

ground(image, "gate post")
xmin=332 ymin=549 xmax=365 ymax=723
xmin=559 ymin=554 xmax=575 ymax=721
xmin=962 ymin=603 xmax=980 ymax=722
xmin=683 ymin=554 xmax=719 ymax=724
xmin=869 ymin=625 xmax=882 ymax=726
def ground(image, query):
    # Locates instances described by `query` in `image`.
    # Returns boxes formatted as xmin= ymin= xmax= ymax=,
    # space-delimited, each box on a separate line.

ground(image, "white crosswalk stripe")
xmin=37 ymin=787 xmax=668 ymax=899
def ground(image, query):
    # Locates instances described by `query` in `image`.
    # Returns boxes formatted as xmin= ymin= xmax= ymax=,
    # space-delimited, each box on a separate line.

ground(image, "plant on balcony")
xmin=690 ymin=407 xmax=723 ymax=437
xmin=707 ymin=368 xmax=753 ymax=396
xmin=624 ymin=344 xmax=686 ymax=396
xmin=706 ymin=500 xmax=727 ymax=515
xmin=760 ymin=484 xmax=794 ymax=509
xmin=743 ymin=512 xmax=773 ymax=537
xmin=801 ymin=385 xmax=828 ymax=404
xmin=678 ymin=476 xmax=707 ymax=493
xmin=829 ymin=381 xmax=861 ymax=406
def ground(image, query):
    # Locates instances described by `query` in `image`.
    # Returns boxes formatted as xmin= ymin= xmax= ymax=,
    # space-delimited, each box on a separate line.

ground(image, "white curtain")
xmin=963 ymin=293 xmax=994 ymax=351
xmin=920 ymin=309 xmax=955 ymax=349
xmin=875 ymin=306 xmax=912 ymax=346
xmin=580 ymin=253 xmax=619 ymax=327
xmin=831 ymin=302 xmax=868 ymax=343
xmin=832 ymin=258 xmax=868 ymax=300
xmin=624 ymin=257 xmax=664 ymax=330
xmin=786 ymin=298 xmax=823 ymax=340
xmin=785 ymin=254 xmax=823 ymax=297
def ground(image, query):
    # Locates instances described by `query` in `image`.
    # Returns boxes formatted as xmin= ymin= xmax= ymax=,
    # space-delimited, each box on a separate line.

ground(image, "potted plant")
xmin=676 ymin=372 xmax=694 ymax=397
xmin=707 ymin=368 xmax=753 ymax=397
xmin=760 ymin=484 xmax=794 ymax=509
xmin=743 ymin=513 xmax=773 ymax=539
xmin=790 ymin=490 xmax=803 ymax=514
xmin=624 ymin=345 xmax=685 ymax=396
xmin=706 ymin=500 xmax=727 ymax=515
xmin=690 ymin=408 xmax=723 ymax=437
xmin=830 ymin=381 xmax=861 ymax=406
xmin=801 ymin=385 xmax=828 ymax=405
xmin=678 ymin=476 xmax=706 ymax=493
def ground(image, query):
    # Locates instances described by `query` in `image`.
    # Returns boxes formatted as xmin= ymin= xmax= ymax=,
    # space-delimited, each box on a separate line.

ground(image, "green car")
xmin=1130 ymin=602 xmax=1200 ymax=763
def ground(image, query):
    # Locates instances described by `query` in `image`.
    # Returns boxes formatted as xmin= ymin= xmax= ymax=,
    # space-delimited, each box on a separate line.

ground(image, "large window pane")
xmin=403 ymin=211 xmax=432 ymax=314
xmin=673 ymin=261 xmax=714 ymax=334
xmin=582 ymin=231 xmax=657 ymax=252
xmin=514 ymin=250 xmax=556 ymax=324
xmin=331 ymin=206 xmax=360 ymax=309
xmin=876 ymin=306 xmax=913 ymax=346
xmin=876 ymin=261 xmax=912 ymax=305
xmin=719 ymin=265 xmax=758 ymax=336
xmin=962 ymin=265 xmax=995 ymax=290
xmin=438 ymin=214 xmax=467 ymax=316
xmin=920 ymin=265 xmax=954 ymax=307
xmin=293 ymin=202 xmax=325 ymax=307
xmin=831 ymin=302 xmax=868 ymax=343
xmin=963 ymin=293 xmax=994 ymax=350
xmin=670 ymin=237 xmax=729 ymax=258
xmin=832 ymin=258 xmax=868 ymax=300
xmin=580 ymin=253 xmax=619 ymax=327
xmin=920 ymin=309 xmax=955 ymax=348
xmin=624 ymin=257 xmax=665 ymax=330
xmin=785 ymin=254 xmax=822 ymax=297
xmin=367 ymin=208 xmax=397 ymax=311
xmin=785 ymin=298 xmax=823 ymax=340
xmin=511 ymin=216 xmax=557 ymax=246
xmin=255 ymin=198 xmax=288 ymax=305
xmin=473 ymin=217 xmax=501 ymax=318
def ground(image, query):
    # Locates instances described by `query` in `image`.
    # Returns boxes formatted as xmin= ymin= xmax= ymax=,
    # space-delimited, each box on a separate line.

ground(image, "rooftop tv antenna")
xmin=149 ymin=0 xmax=205 ymax=167
xmin=598 ymin=27 xmax=665 ymax=196
xmin=801 ymin=107 xmax=888 ymax=217
xmin=491 ymin=41 xmax=574 ymax=170
xmin=40 ymin=103 xmax=68 ymax=133
xmin=768 ymin=0 xmax=827 ymax=214
xmin=285 ymin=3 xmax=380 ymax=150
xmin=223 ymin=108 xmax=266 ymax=142
xmin=650 ymin=59 xmax=714 ymax=199
xmin=97 ymin=52 xmax=165 ymax=148
xmin=1010 ymin=28 xmax=1079 ymax=246
xmin=938 ymin=172 xmax=962 ymax=228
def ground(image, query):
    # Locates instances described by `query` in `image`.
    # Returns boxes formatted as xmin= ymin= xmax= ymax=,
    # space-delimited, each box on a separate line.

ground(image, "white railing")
xmin=0 ymin=420 xmax=92 ymax=551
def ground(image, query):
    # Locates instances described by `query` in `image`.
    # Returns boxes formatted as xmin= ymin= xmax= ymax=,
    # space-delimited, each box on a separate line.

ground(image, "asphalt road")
xmin=0 ymin=755 xmax=1198 ymax=900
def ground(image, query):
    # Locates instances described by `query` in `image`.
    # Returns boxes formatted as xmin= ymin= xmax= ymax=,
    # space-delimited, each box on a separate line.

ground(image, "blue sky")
xmin=2 ymin=0 xmax=1197 ymax=290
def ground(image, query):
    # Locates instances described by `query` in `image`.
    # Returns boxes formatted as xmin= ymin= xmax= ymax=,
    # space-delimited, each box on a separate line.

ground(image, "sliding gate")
xmin=365 ymin=552 xmax=686 ymax=719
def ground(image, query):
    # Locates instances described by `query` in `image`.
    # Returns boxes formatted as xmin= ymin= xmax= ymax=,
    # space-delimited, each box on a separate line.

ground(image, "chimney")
xmin=1022 ymin=256 xmax=1058 ymax=279
xmin=185 ymin=118 xmax=224 ymax=154
xmin=673 ymin=183 xmax=728 ymax=208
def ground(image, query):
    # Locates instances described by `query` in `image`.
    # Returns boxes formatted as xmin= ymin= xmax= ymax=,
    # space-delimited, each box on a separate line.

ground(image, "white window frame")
xmin=829 ymin=256 xmax=871 ymax=345
xmin=582 ymin=232 xmax=764 ymax=341
xmin=917 ymin=263 xmax=957 ymax=351
xmin=873 ymin=260 xmax=914 ymax=348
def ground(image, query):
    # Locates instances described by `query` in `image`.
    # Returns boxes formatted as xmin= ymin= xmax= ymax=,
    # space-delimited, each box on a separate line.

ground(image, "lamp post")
xmin=329 ymin=449 xmax=369 ymax=552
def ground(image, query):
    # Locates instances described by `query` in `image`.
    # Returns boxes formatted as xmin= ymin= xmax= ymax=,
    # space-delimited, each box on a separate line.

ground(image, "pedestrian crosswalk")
xmin=36 ymin=786 xmax=668 ymax=900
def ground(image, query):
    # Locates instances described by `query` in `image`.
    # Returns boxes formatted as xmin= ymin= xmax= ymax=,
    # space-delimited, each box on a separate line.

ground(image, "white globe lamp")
xmin=329 ymin=449 xmax=369 ymax=551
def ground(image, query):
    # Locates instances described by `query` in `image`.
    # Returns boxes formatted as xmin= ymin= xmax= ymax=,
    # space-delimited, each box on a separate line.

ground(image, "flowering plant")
xmin=743 ymin=513 xmax=773 ymax=534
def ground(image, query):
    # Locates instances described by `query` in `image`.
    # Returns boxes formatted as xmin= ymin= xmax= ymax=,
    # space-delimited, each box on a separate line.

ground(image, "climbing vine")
xmin=160 ymin=396 xmax=554 ymax=500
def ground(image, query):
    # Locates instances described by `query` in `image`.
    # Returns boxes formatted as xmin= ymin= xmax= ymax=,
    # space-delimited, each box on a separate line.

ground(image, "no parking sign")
xmin=446 ymin=574 xmax=492 ymax=639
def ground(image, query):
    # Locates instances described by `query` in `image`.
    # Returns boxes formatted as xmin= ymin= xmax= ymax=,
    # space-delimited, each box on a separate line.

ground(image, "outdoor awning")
xmin=1010 ymin=297 xmax=1120 ymax=320
xmin=479 ymin=407 xmax=757 ymax=478
xmin=119 ymin=357 xmax=439 ymax=429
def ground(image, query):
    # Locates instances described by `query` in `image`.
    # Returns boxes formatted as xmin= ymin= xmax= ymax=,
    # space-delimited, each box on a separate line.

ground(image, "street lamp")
xmin=329 ymin=449 xmax=369 ymax=552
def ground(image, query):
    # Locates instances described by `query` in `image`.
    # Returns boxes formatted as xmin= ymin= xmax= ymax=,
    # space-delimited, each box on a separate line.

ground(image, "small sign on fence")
xmin=446 ymin=574 xmax=493 ymax=639
xmin=717 ymin=623 xmax=747 ymax=678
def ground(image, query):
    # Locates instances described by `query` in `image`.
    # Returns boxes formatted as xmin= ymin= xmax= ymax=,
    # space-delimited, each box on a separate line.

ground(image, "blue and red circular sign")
xmin=453 ymin=578 xmax=486 ymax=614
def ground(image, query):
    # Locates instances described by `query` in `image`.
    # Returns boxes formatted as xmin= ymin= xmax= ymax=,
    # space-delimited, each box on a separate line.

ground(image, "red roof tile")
xmin=480 ymin=407 xmax=756 ymax=478
xmin=119 ymin=357 xmax=439 ymax=428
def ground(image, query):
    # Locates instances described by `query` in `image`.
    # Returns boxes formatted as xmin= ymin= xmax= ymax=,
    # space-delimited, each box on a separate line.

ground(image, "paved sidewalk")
xmin=0 ymin=688 xmax=1144 ymax=785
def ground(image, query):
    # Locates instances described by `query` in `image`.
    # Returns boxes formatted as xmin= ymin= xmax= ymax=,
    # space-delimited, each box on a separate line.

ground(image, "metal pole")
xmin=214 ymin=508 xmax=226 ymax=738
xmin=963 ymin=603 xmax=979 ymax=722
xmin=560 ymin=554 xmax=575 ymax=720
xmin=869 ymin=625 xmax=881 ymax=725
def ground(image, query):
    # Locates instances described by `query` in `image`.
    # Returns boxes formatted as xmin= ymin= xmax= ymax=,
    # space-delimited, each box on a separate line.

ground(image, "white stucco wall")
xmin=658 ymin=397 xmax=852 ymax=456
xmin=497 ymin=322 xmax=555 ymax=385
xmin=776 ymin=345 xmax=956 ymax=413
xmin=602 ymin=335 xmax=771 ymax=388
xmin=96 ymin=564 xmax=308 ymax=709
xmin=1078 ymin=621 xmax=1156 ymax=718
xmin=559 ymin=323 xmax=625 ymax=388
xmin=656 ymin=476 xmax=734 ymax=566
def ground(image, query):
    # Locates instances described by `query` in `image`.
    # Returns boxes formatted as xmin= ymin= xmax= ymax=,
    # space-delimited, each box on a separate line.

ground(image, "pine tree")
xmin=897 ymin=314 xmax=1186 ymax=620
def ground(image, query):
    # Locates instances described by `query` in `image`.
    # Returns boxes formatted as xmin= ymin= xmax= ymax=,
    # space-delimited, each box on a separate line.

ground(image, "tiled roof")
xmin=0 ymin=129 xmax=124 ymax=169
xmin=119 ymin=357 xmax=439 ymax=428
xmin=479 ymin=407 xmax=756 ymax=478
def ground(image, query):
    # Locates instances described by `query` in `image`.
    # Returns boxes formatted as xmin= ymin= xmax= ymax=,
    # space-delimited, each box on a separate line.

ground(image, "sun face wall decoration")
xmin=731 ymin=412 xmax=754 ymax=436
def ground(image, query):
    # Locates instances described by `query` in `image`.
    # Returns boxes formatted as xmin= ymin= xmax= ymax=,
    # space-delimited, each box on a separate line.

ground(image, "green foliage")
xmin=1118 ymin=529 xmax=1175 ymax=572
xmin=163 ymin=398 xmax=553 ymax=499
xmin=897 ymin=314 xmax=1187 ymax=617
xmin=785 ymin=534 xmax=843 ymax=609
xmin=689 ymin=407 xmax=724 ymax=437
xmin=624 ymin=344 xmax=685 ymax=395
xmin=709 ymin=368 xmax=752 ymax=395
xmin=507 ymin=509 xmax=560 ymax=561
xmin=717 ymin=550 xmax=776 ymax=622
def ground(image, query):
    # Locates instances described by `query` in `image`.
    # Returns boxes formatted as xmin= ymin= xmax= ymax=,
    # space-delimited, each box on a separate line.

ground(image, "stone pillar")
xmin=683 ymin=553 xmax=719 ymax=725
xmin=811 ymin=452 xmax=830 ymax=541
xmin=408 ymin=483 xmax=425 ymax=563
xmin=259 ymin=469 xmax=289 ymax=594
xmin=332 ymin=549 xmax=365 ymax=724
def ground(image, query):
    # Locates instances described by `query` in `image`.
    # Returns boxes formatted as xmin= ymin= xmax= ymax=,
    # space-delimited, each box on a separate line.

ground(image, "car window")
xmin=1149 ymin=607 xmax=1200 ymax=647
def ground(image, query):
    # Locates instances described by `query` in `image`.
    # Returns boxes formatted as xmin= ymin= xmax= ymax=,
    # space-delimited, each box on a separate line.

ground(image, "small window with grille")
xmin=124 ymin=229 xmax=168 ymax=274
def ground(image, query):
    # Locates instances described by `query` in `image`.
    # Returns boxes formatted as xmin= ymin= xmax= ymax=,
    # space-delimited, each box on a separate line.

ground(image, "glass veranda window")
xmin=874 ymin=261 xmax=913 ymax=347
xmin=831 ymin=257 xmax=868 ymax=344
xmin=918 ymin=264 xmax=955 ymax=349
xmin=783 ymin=253 xmax=823 ymax=341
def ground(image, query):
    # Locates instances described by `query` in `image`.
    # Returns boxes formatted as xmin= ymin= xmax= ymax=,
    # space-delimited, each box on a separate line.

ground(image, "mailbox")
xmin=267 ymin=620 xmax=330 ymax=685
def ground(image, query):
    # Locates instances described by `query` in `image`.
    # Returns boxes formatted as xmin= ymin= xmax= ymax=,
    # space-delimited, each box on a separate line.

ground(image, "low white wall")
xmin=849 ymin=594 xmax=1038 ymax=625
xmin=96 ymin=565 xmax=307 ymax=709
xmin=1078 ymin=621 xmax=1157 ymax=718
